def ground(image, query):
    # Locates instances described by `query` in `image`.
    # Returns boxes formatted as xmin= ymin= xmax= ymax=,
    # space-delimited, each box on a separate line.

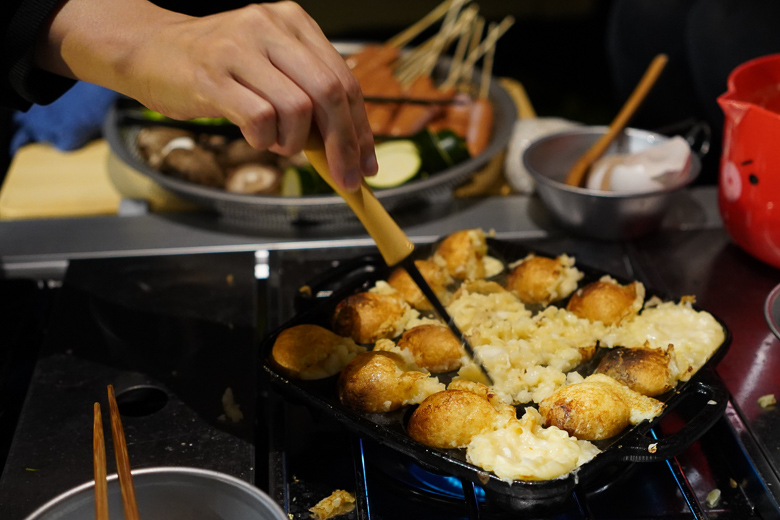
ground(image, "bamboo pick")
xmin=443 ymin=15 xmax=514 ymax=91
xmin=396 ymin=5 xmax=475 ymax=87
xmin=93 ymin=403 xmax=109 ymax=520
xmin=478 ymin=22 xmax=497 ymax=99
xmin=385 ymin=0 xmax=454 ymax=49
xmin=460 ymin=16 xmax=485 ymax=88
xmin=107 ymin=385 xmax=140 ymax=520
xmin=410 ymin=0 xmax=466 ymax=82
xmin=563 ymin=53 xmax=669 ymax=187
xmin=444 ymin=8 xmax=479 ymax=86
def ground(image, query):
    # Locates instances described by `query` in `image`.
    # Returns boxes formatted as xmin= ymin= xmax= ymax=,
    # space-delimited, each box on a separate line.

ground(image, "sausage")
xmin=349 ymin=45 xmax=401 ymax=82
xmin=465 ymin=98 xmax=494 ymax=156
xmin=386 ymin=76 xmax=452 ymax=137
xmin=440 ymin=93 xmax=473 ymax=138
xmin=363 ymin=68 xmax=404 ymax=135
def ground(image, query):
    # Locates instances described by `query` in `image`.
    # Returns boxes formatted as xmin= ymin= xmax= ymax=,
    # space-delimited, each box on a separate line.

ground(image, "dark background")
xmin=3 ymin=0 xmax=780 ymax=185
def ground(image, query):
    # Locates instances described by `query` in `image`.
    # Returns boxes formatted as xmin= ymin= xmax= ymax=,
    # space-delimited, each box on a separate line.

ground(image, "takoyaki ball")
xmin=397 ymin=324 xmax=464 ymax=373
xmin=331 ymin=292 xmax=408 ymax=344
xmin=387 ymin=259 xmax=453 ymax=311
xmin=338 ymin=351 xmax=443 ymax=413
xmin=447 ymin=379 xmax=515 ymax=414
xmin=433 ymin=229 xmax=488 ymax=280
xmin=566 ymin=278 xmax=644 ymax=326
xmin=506 ymin=254 xmax=582 ymax=305
xmin=271 ymin=324 xmax=365 ymax=380
xmin=539 ymin=374 xmax=664 ymax=441
xmin=407 ymin=390 xmax=506 ymax=449
xmin=596 ymin=345 xmax=675 ymax=396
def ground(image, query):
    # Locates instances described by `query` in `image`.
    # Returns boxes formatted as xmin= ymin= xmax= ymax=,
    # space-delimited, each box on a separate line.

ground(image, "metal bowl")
xmin=523 ymin=127 xmax=700 ymax=240
xmin=104 ymin=42 xmax=517 ymax=230
xmin=23 ymin=467 xmax=287 ymax=520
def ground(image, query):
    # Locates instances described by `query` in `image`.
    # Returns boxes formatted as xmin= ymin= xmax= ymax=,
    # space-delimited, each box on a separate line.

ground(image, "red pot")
xmin=718 ymin=54 xmax=780 ymax=269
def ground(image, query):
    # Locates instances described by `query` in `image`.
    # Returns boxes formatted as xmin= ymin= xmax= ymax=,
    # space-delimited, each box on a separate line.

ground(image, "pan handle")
xmin=611 ymin=369 xmax=728 ymax=463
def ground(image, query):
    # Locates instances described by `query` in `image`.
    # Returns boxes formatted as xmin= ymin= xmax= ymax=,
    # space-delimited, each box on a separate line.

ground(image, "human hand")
xmin=37 ymin=0 xmax=377 ymax=191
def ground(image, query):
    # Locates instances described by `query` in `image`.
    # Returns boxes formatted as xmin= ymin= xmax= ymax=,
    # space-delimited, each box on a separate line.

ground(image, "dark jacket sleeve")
xmin=1 ymin=0 xmax=76 ymax=111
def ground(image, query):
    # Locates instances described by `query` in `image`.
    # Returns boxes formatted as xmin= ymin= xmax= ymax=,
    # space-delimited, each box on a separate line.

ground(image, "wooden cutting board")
xmin=0 ymin=139 xmax=194 ymax=220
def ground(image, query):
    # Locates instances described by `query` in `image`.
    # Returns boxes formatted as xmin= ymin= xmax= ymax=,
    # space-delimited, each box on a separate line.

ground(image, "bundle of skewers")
xmin=128 ymin=0 xmax=514 ymax=195
xmin=349 ymin=0 xmax=514 ymax=156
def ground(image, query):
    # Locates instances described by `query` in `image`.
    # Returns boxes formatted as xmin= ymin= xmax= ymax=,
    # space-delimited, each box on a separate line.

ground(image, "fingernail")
xmin=344 ymin=168 xmax=361 ymax=191
xmin=362 ymin=154 xmax=378 ymax=176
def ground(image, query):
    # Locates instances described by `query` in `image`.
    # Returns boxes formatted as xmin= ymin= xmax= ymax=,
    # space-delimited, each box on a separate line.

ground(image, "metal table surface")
xmin=0 ymin=188 xmax=723 ymax=279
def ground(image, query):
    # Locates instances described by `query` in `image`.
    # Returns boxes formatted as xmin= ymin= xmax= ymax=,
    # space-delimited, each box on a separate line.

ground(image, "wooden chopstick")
xmin=107 ymin=385 xmax=140 ymax=520
xmin=93 ymin=403 xmax=109 ymax=520
xmin=564 ymin=54 xmax=669 ymax=187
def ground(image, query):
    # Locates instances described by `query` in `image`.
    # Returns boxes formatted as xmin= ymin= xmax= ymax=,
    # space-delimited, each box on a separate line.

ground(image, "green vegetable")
xmin=436 ymin=129 xmax=471 ymax=165
xmin=410 ymin=129 xmax=450 ymax=174
xmin=141 ymin=108 xmax=232 ymax=126
xmin=281 ymin=165 xmax=333 ymax=196
xmin=365 ymin=140 xmax=422 ymax=189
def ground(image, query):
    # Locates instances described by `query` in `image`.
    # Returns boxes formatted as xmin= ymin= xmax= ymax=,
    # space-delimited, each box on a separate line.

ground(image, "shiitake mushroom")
xmin=225 ymin=163 xmax=283 ymax=194
xmin=136 ymin=127 xmax=194 ymax=168
xmin=162 ymin=147 xmax=225 ymax=188
xmin=136 ymin=128 xmax=289 ymax=192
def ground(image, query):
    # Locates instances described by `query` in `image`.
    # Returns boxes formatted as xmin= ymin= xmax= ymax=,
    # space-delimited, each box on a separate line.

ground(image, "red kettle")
xmin=718 ymin=54 xmax=780 ymax=269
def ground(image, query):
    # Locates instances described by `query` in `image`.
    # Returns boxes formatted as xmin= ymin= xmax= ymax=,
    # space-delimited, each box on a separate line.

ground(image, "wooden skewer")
xmin=564 ymin=53 xmax=669 ymax=187
xmin=93 ymin=403 xmax=109 ymax=520
xmin=441 ymin=15 xmax=513 ymax=91
xmin=457 ymin=16 xmax=484 ymax=90
xmin=108 ymin=385 xmax=140 ymax=520
xmin=444 ymin=8 xmax=478 ymax=85
xmin=385 ymin=0 xmax=454 ymax=49
xmin=397 ymin=5 xmax=477 ymax=88
xmin=478 ymin=22 xmax=496 ymax=99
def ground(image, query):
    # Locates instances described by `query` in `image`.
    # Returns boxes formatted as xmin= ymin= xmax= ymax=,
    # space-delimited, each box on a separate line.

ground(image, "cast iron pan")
xmin=259 ymin=237 xmax=731 ymax=513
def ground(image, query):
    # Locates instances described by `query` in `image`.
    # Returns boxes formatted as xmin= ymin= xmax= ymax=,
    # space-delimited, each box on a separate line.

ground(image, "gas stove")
xmin=1 ymin=227 xmax=779 ymax=519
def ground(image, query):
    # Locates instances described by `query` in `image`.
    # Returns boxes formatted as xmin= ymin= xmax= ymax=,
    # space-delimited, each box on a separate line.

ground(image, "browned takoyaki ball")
xmin=596 ymin=346 xmax=675 ymax=396
xmin=338 ymin=351 xmax=438 ymax=413
xmin=270 ymin=324 xmax=364 ymax=380
xmin=506 ymin=256 xmax=565 ymax=304
xmin=397 ymin=324 xmax=464 ymax=373
xmin=387 ymin=259 xmax=453 ymax=311
xmin=539 ymin=374 xmax=664 ymax=440
xmin=566 ymin=280 xmax=642 ymax=326
xmin=331 ymin=292 xmax=407 ymax=344
xmin=407 ymin=390 xmax=503 ymax=449
xmin=433 ymin=229 xmax=488 ymax=280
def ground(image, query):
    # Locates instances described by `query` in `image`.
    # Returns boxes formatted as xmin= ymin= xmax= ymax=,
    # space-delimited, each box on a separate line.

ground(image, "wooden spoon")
xmin=304 ymin=135 xmax=493 ymax=385
xmin=564 ymin=54 xmax=668 ymax=187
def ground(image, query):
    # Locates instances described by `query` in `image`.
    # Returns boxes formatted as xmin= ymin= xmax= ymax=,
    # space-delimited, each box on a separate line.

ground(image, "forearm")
xmin=34 ymin=0 xmax=188 ymax=98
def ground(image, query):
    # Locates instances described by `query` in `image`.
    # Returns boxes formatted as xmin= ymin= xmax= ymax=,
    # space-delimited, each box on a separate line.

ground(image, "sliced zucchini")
xmin=281 ymin=165 xmax=333 ymax=196
xmin=436 ymin=129 xmax=471 ymax=165
xmin=410 ymin=129 xmax=450 ymax=174
xmin=281 ymin=167 xmax=303 ymax=197
xmin=365 ymin=140 xmax=422 ymax=189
